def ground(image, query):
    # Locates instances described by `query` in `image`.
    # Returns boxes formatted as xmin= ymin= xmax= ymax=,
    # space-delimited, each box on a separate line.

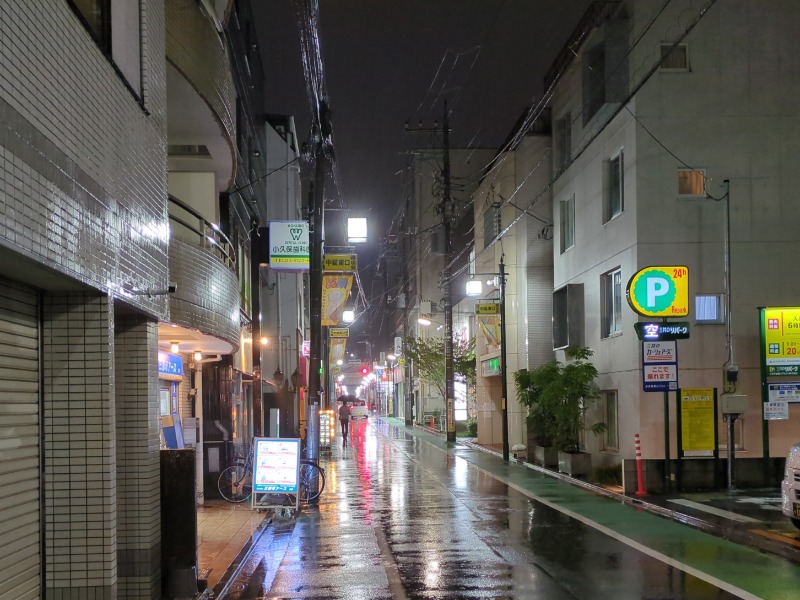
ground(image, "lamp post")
xmin=467 ymin=256 xmax=509 ymax=461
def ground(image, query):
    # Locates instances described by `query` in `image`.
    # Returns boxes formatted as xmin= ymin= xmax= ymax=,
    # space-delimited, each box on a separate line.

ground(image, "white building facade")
xmin=549 ymin=0 xmax=800 ymax=485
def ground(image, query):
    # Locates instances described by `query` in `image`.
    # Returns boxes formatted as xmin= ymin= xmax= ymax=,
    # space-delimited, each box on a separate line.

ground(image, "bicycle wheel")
xmin=218 ymin=465 xmax=252 ymax=503
xmin=298 ymin=461 xmax=325 ymax=503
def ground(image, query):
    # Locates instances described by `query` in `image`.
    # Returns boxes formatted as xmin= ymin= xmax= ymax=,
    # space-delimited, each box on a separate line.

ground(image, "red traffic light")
xmin=359 ymin=366 xmax=370 ymax=375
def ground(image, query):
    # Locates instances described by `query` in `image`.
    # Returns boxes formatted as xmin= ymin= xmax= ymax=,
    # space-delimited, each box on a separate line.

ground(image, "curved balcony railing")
xmin=168 ymin=194 xmax=236 ymax=271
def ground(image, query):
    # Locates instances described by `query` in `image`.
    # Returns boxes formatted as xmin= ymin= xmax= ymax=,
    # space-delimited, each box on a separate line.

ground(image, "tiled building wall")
xmin=169 ymin=238 xmax=241 ymax=350
xmin=165 ymin=0 xmax=236 ymax=151
xmin=43 ymin=293 xmax=117 ymax=599
xmin=115 ymin=313 xmax=161 ymax=599
xmin=0 ymin=0 xmax=169 ymax=319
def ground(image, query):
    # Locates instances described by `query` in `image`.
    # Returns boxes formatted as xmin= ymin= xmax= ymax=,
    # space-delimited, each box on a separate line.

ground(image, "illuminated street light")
xmin=418 ymin=316 xmax=432 ymax=326
xmin=347 ymin=217 xmax=368 ymax=244
xmin=342 ymin=309 xmax=355 ymax=323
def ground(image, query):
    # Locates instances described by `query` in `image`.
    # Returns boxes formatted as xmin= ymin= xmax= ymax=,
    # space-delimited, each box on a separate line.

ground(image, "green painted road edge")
xmin=380 ymin=417 xmax=800 ymax=600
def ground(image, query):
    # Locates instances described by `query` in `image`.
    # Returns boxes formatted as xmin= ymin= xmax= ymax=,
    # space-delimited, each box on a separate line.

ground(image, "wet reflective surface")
xmin=221 ymin=420 xmax=755 ymax=599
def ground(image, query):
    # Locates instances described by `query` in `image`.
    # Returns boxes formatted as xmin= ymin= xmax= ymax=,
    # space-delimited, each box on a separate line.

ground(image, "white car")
xmin=350 ymin=401 xmax=369 ymax=420
xmin=781 ymin=441 xmax=800 ymax=529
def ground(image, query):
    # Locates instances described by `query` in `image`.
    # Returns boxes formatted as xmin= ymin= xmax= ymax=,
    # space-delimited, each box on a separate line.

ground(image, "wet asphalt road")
xmin=222 ymin=419 xmax=742 ymax=599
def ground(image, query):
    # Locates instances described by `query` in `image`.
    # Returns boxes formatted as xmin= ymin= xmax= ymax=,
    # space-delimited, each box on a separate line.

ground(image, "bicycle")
xmin=218 ymin=442 xmax=325 ymax=504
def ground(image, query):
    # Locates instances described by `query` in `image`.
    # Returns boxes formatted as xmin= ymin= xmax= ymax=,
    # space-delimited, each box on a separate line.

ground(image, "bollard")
xmin=429 ymin=415 xmax=435 ymax=431
xmin=634 ymin=433 xmax=647 ymax=496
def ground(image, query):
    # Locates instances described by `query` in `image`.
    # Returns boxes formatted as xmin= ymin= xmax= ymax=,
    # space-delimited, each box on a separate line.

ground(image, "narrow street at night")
xmin=218 ymin=419 xmax=800 ymax=600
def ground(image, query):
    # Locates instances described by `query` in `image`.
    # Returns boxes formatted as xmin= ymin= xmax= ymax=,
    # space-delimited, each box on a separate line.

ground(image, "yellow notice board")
xmin=763 ymin=307 xmax=800 ymax=375
xmin=679 ymin=388 xmax=716 ymax=457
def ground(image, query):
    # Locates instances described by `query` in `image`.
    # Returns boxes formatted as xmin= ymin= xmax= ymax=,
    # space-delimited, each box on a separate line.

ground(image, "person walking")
xmin=338 ymin=400 xmax=351 ymax=441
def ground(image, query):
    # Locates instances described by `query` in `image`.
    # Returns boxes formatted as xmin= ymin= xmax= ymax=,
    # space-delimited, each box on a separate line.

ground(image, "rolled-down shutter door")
xmin=0 ymin=279 xmax=40 ymax=599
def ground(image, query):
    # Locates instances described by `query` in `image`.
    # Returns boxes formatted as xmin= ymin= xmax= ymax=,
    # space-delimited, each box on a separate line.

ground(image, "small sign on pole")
xmin=641 ymin=340 xmax=678 ymax=392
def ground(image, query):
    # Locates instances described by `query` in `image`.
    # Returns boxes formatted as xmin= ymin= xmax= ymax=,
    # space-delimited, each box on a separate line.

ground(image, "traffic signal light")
xmin=359 ymin=365 xmax=370 ymax=376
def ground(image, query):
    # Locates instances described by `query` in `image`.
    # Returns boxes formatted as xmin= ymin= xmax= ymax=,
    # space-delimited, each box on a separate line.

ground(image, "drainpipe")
xmin=193 ymin=354 xmax=222 ymax=505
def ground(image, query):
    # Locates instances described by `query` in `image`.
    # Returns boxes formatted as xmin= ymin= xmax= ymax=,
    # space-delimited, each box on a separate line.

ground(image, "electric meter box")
xmin=721 ymin=394 xmax=747 ymax=414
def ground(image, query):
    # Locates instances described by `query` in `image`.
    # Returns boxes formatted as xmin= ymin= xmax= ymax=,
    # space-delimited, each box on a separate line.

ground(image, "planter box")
xmin=558 ymin=451 xmax=592 ymax=477
xmin=532 ymin=445 xmax=559 ymax=468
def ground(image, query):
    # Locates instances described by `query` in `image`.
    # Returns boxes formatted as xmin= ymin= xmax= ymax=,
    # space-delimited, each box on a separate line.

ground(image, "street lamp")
xmin=466 ymin=256 xmax=509 ymax=461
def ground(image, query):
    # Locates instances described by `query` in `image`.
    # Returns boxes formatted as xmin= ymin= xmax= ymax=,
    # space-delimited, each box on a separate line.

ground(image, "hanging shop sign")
xmin=330 ymin=328 xmax=349 ymax=338
xmin=158 ymin=351 xmax=183 ymax=380
xmin=321 ymin=274 xmax=353 ymax=326
xmin=762 ymin=307 xmax=800 ymax=375
xmin=481 ymin=356 xmax=502 ymax=377
xmin=323 ymin=253 xmax=358 ymax=272
xmin=476 ymin=301 xmax=499 ymax=315
xmin=627 ymin=266 xmax=689 ymax=317
xmin=329 ymin=337 xmax=347 ymax=364
xmin=269 ymin=221 xmax=309 ymax=272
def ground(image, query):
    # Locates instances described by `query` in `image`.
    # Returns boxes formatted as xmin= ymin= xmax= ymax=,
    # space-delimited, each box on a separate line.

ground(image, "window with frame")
xmin=696 ymin=294 xmax=725 ymax=324
xmin=560 ymin=195 xmax=575 ymax=253
xmin=660 ymin=43 xmax=689 ymax=71
xmin=604 ymin=151 xmax=623 ymax=222
xmin=602 ymin=390 xmax=619 ymax=451
xmin=601 ymin=268 xmax=623 ymax=338
xmin=553 ymin=284 xmax=584 ymax=350
xmin=68 ymin=0 xmax=143 ymax=99
xmin=678 ymin=169 xmax=706 ymax=197
xmin=555 ymin=114 xmax=572 ymax=169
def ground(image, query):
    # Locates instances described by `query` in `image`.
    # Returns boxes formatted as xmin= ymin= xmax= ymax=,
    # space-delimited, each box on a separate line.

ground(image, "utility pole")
xmin=442 ymin=101 xmax=456 ymax=444
xmin=307 ymin=106 xmax=330 ymax=469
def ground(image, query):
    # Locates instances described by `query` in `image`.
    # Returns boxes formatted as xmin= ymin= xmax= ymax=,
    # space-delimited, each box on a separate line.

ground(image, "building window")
xmin=678 ymin=169 xmax=706 ymax=197
xmin=553 ymin=284 xmax=584 ymax=350
xmin=660 ymin=44 xmax=689 ymax=71
xmin=601 ymin=268 xmax=623 ymax=338
xmin=603 ymin=390 xmax=619 ymax=451
xmin=582 ymin=43 xmax=606 ymax=125
xmin=484 ymin=202 xmax=501 ymax=244
xmin=560 ymin=195 xmax=575 ymax=253
xmin=555 ymin=114 xmax=572 ymax=169
xmin=604 ymin=151 xmax=623 ymax=222
xmin=696 ymin=294 xmax=725 ymax=324
xmin=68 ymin=0 xmax=143 ymax=99
xmin=69 ymin=0 xmax=110 ymax=51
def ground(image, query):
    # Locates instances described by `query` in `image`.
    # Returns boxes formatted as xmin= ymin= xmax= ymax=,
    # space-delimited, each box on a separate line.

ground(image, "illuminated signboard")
xmin=157 ymin=351 xmax=183 ymax=380
xmin=762 ymin=307 xmax=800 ymax=375
xmin=252 ymin=437 xmax=300 ymax=494
xmin=641 ymin=341 xmax=678 ymax=392
xmin=481 ymin=356 xmax=501 ymax=377
xmin=634 ymin=322 xmax=690 ymax=341
xmin=269 ymin=221 xmax=309 ymax=272
xmin=323 ymin=254 xmax=358 ymax=272
xmin=627 ymin=266 xmax=689 ymax=317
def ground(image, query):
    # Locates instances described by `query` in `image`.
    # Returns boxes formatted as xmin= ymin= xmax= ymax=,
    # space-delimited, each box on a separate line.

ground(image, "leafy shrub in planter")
xmin=465 ymin=418 xmax=478 ymax=437
xmin=514 ymin=347 xmax=605 ymax=453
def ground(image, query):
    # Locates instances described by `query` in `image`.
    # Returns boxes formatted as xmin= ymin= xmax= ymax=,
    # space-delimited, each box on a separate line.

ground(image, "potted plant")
xmin=514 ymin=347 xmax=605 ymax=476
xmin=515 ymin=365 xmax=558 ymax=467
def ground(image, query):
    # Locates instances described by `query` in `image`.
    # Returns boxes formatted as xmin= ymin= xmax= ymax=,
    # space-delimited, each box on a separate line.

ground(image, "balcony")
xmin=166 ymin=0 xmax=236 ymax=191
xmin=161 ymin=195 xmax=240 ymax=354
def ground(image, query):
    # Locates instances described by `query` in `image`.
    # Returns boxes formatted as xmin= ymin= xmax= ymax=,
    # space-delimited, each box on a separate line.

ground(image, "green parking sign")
xmin=627 ymin=266 xmax=689 ymax=317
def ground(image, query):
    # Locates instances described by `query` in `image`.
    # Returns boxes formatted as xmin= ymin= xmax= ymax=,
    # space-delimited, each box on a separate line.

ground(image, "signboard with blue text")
xmin=157 ymin=351 xmax=183 ymax=380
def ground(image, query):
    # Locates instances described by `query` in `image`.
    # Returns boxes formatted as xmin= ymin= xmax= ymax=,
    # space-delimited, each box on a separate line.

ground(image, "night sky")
xmin=253 ymin=0 xmax=595 ymax=345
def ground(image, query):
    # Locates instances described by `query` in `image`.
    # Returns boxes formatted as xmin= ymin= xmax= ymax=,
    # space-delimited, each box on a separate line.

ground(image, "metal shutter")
xmin=0 ymin=279 xmax=40 ymax=600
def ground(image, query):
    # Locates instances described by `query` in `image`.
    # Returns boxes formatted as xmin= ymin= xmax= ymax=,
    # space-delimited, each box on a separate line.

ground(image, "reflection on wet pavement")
xmin=222 ymin=419 xmax=743 ymax=599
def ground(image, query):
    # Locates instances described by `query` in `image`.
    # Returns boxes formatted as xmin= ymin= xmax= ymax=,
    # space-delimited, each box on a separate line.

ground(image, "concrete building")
xmin=0 ymin=0 xmax=275 ymax=596
xmin=546 ymin=0 xmax=800 ymax=487
xmin=468 ymin=112 xmax=554 ymax=451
